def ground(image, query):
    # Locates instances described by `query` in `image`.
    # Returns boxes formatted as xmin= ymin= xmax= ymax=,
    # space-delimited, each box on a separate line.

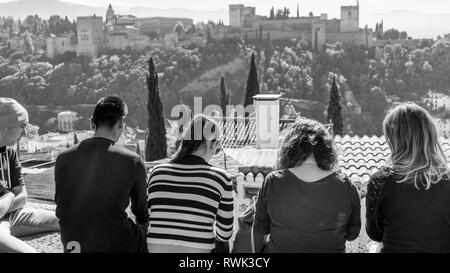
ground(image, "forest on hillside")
xmin=1 ymin=37 xmax=450 ymax=135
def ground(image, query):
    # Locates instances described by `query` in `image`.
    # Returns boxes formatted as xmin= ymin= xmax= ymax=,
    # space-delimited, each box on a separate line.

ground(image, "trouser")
xmin=0 ymin=207 xmax=60 ymax=253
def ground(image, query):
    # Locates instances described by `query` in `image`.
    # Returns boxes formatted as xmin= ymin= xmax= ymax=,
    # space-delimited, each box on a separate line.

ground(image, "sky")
xmin=1 ymin=0 xmax=448 ymax=15
xmin=54 ymin=0 xmax=450 ymax=15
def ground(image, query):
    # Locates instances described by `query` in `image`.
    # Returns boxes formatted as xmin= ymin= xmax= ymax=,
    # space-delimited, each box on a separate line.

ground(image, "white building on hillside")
xmin=433 ymin=118 xmax=450 ymax=137
xmin=422 ymin=91 xmax=450 ymax=111
xmin=46 ymin=34 xmax=77 ymax=58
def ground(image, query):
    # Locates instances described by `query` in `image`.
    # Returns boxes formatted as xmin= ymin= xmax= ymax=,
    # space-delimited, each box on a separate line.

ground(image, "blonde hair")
xmin=383 ymin=102 xmax=450 ymax=190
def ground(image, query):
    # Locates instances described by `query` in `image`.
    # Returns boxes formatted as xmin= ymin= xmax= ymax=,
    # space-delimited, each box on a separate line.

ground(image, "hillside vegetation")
xmin=1 ymin=38 xmax=450 ymax=135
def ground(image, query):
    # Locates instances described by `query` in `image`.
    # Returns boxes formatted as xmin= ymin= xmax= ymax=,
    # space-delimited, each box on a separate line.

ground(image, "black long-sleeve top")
xmin=254 ymin=170 xmax=361 ymax=253
xmin=366 ymin=166 xmax=450 ymax=253
xmin=55 ymin=137 xmax=149 ymax=253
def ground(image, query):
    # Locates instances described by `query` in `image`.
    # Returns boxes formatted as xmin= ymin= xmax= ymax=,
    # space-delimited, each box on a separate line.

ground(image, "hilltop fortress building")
xmin=224 ymin=1 xmax=372 ymax=49
xmin=44 ymin=2 xmax=417 ymax=58
xmin=47 ymin=4 xmax=196 ymax=58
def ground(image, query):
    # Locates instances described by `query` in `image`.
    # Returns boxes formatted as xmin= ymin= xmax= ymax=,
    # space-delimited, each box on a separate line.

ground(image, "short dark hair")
xmin=276 ymin=118 xmax=337 ymax=171
xmin=92 ymin=96 xmax=128 ymax=129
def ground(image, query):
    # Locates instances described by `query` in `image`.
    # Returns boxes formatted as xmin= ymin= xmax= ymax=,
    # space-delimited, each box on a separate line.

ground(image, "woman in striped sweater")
xmin=146 ymin=115 xmax=234 ymax=253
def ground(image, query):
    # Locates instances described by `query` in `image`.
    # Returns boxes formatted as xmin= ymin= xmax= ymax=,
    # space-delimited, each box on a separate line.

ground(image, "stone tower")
xmin=229 ymin=4 xmax=244 ymax=27
xmin=340 ymin=1 xmax=359 ymax=32
xmin=106 ymin=4 xmax=115 ymax=24
xmin=76 ymin=16 xmax=104 ymax=57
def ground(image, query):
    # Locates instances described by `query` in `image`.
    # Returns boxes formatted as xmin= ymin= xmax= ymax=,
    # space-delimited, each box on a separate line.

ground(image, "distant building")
xmin=57 ymin=111 xmax=78 ymax=133
xmin=115 ymin=16 xmax=193 ymax=36
xmin=46 ymin=34 xmax=77 ymax=58
xmin=106 ymin=4 xmax=115 ymax=24
xmin=340 ymin=2 xmax=359 ymax=32
xmin=422 ymin=91 xmax=450 ymax=111
xmin=224 ymin=1 xmax=374 ymax=49
xmin=107 ymin=31 xmax=151 ymax=51
xmin=229 ymin=4 xmax=256 ymax=27
xmin=76 ymin=15 xmax=104 ymax=57
xmin=445 ymin=33 xmax=450 ymax=42
xmin=433 ymin=118 xmax=450 ymax=137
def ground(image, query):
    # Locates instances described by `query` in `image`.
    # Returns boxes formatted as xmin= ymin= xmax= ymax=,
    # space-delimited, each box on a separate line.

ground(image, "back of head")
xmin=0 ymin=98 xmax=29 ymax=129
xmin=383 ymin=102 xmax=449 ymax=189
xmin=92 ymin=96 xmax=128 ymax=130
xmin=277 ymin=118 xmax=337 ymax=170
xmin=171 ymin=114 xmax=219 ymax=163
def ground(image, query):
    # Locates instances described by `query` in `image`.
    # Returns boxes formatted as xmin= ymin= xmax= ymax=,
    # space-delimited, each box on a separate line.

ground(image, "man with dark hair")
xmin=55 ymin=96 xmax=149 ymax=253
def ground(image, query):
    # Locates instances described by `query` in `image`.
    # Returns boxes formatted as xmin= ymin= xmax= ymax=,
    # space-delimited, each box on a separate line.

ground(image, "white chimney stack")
xmin=253 ymin=94 xmax=282 ymax=149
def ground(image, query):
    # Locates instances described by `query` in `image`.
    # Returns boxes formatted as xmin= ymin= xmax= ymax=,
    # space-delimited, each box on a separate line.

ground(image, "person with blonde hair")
xmin=252 ymin=118 xmax=361 ymax=253
xmin=366 ymin=102 xmax=450 ymax=253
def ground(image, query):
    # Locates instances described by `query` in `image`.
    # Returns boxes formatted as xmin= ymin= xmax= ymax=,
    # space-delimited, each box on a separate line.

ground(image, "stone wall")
xmin=46 ymin=36 xmax=76 ymax=58
xmin=327 ymin=31 xmax=372 ymax=48
xmin=372 ymin=39 xmax=422 ymax=50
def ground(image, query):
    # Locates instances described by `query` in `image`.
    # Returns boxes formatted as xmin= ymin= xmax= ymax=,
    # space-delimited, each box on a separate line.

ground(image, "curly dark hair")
xmin=276 ymin=118 xmax=338 ymax=170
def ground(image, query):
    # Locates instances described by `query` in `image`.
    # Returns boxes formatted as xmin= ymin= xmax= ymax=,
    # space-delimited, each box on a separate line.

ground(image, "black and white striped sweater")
xmin=146 ymin=155 xmax=234 ymax=250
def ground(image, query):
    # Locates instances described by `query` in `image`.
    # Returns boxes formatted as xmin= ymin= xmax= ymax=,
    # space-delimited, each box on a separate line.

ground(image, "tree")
xmin=297 ymin=4 xmax=300 ymax=18
xmin=136 ymin=142 xmax=142 ymax=159
xmin=308 ymin=12 xmax=313 ymax=17
xmin=270 ymin=7 xmax=275 ymax=19
xmin=244 ymin=52 xmax=260 ymax=108
xmin=276 ymin=9 xmax=283 ymax=19
xmin=173 ymin=21 xmax=185 ymax=35
xmin=375 ymin=21 xmax=384 ymax=39
xmin=259 ymin=23 xmax=263 ymax=41
xmin=383 ymin=28 xmax=400 ymax=40
xmin=220 ymin=76 xmax=230 ymax=120
xmin=314 ymin=27 xmax=318 ymax=52
xmin=283 ymin=7 xmax=290 ymax=18
xmin=146 ymin=57 xmax=167 ymax=161
xmin=400 ymin=31 xmax=408 ymax=40
xmin=327 ymin=77 xmax=343 ymax=136
xmin=73 ymin=132 xmax=79 ymax=145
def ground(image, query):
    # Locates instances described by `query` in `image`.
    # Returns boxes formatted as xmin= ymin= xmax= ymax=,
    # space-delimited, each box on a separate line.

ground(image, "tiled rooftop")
xmin=217 ymin=118 xmax=294 ymax=148
xmin=219 ymin=128 xmax=450 ymax=197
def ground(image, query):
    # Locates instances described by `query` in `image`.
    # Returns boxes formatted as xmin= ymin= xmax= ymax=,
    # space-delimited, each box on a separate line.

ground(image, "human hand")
xmin=0 ymin=182 xmax=11 ymax=197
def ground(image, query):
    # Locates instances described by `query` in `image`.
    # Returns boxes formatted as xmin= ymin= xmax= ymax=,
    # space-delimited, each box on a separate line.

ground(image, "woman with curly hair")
xmin=252 ymin=118 xmax=361 ymax=253
xmin=366 ymin=103 xmax=450 ymax=253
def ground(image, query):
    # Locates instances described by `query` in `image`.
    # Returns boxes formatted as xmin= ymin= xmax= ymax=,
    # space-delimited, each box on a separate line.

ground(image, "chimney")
xmin=253 ymin=94 xmax=282 ymax=149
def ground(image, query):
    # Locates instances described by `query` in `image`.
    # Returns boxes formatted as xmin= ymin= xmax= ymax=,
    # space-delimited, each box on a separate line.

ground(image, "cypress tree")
xmin=73 ymin=132 xmax=79 ymax=145
xmin=314 ymin=27 xmax=318 ymax=52
xmin=146 ymin=57 xmax=167 ymax=161
xmin=259 ymin=23 xmax=262 ymax=41
xmin=264 ymin=38 xmax=274 ymax=70
xmin=136 ymin=142 xmax=142 ymax=159
xmin=244 ymin=52 xmax=260 ymax=108
xmin=327 ymin=77 xmax=343 ymax=136
xmin=220 ymin=76 xmax=230 ymax=120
